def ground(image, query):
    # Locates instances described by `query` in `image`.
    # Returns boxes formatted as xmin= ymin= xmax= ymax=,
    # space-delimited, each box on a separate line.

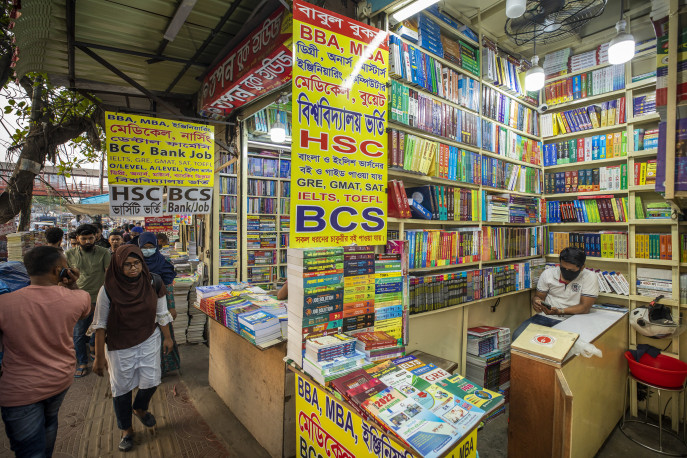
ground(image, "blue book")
xmin=422 ymin=231 xmax=428 ymax=267
xmin=592 ymin=136 xmax=599 ymax=160
xmin=408 ymin=199 xmax=432 ymax=220
xmin=599 ymin=135 xmax=606 ymax=159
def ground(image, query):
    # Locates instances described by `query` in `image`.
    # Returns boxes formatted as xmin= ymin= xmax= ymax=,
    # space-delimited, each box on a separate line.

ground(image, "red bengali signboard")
xmin=199 ymin=6 xmax=293 ymax=118
xmin=144 ymin=216 xmax=174 ymax=233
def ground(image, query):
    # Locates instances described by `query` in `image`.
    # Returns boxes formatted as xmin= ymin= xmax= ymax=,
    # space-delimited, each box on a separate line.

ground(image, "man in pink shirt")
xmin=0 ymin=246 xmax=91 ymax=458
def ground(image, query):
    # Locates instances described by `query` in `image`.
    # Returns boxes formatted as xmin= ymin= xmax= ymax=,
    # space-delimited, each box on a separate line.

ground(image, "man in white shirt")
xmin=512 ymin=247 xmax=599 ymax=340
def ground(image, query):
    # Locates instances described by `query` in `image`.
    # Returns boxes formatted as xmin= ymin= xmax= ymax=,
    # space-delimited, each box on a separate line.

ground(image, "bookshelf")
xmin=214 ymin=155 xmax=239 ymax=286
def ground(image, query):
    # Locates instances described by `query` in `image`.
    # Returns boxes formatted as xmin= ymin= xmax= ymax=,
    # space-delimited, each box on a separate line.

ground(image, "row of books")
xmin=481 ymin=121 xmax=542 ymax=165
xmin=542 ymin=132 xmax=628 ymax=166
xmin=635 ymin=197 xmax=671 ymax=219
xmin=481 ymin=157 xmax=542 ymax=194
xmin=219 ymin=249 xmax=238 ymax=268
xmin=681 ymin=234 xmax=687 ymax=262
xmin=485 ymin=194 xmax=541 ymax=224
xmin=481 ymin=226 xmax=543 ymax=261
xmin=247 ymin=197 xmax=277 ymax=214
xmin=390 ymin=80 xmax=481 ymax=147
xmin=246 ymin=233 xmax=276 ymax=250
xmin=404 ymin=228 xmax=480 ymax=269
xmin=634 ymin=128 xmax=659 ymax=150
xmin=219 ymin=176 xmax=237 ymax=195
xmin=247 ymin=178 xmax=277 ymax=197
xmin=634 ymin=160 xmax=657 ymax=186
xmin=408 ymin=185 xmax=480 ymax=221
xmin=656 ymin=27 xmax=687 ymax=113
xmin=409 ymin=261 xmax=536 ymax=314
xmin=248 ymin=156 xmax=281 ymax=178
xmin=220 ymin=215 xmax=237 ymax=232
xmin=546 ymin=197 xmax=629 ymax=223
xmin=482 ymin=36 xmax=532 ymax=102
xmin=543 ymin=48 xmax=571 ymax=78
xmin=220 ymin=195 xmax=237 ymax=213
xmin=248 ymin=265 xmax=275 ymax=283
xmin=388 ymin=129 xmax=481 ymax=182
xmin=635 ymin=233 xmax=673 ymax=260
xmin=540 ymin=97 xmax=626 ymax=137
xmin=596 ymin=269 xmax=630 ymax=296
xmin=636 ymin=267 xmax=672 ymax=298
xmin=633 ymin=93 xmax=657 ymax=117
xmin=544 ymin=65 xmax=625 ymax=107
xmin=545 ymin=166 xmax=628 ymax=194
xmin=219 ymin=233 xmax=237 ymax=250
xmin=548 ymin=232 xmax=629 ymax=259
xmin=482 ymin=85 xmax=539 ymax=136
xmin=389 ymin=34 xmax=480 ymax=112
xmin=247 ymin=250 xmax=275 ymax=266
xmin=247 ymin=215 xmax=276 ymax=232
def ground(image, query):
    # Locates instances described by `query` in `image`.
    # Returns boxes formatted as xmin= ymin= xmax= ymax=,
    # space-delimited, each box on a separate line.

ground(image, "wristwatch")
xmin=556 ymin=307 xmax=565 ymax=316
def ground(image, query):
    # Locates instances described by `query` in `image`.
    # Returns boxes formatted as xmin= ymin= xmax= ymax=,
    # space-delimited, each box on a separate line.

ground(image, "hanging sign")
xmin=144 ymin=216 xmax=173 ymax=232
xmin=106 ymin=112 xmax=214 ymax=188
xmin=290 ymin=0 xmax=389 ymax=248
xmin=295 ymin=373 xmax=478 ymax=458
xmin=109 ymin=185 xmax=163 ymax=217
xmin=199 ymin=6 xmax=293 ymax=118
xmin=166 ymin=187 xmax=213 ymax=215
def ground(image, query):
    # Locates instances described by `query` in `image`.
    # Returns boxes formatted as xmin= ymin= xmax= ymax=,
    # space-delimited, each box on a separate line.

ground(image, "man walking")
xmin=44 ymin=227 xmax=64 ymax=251
xmin=0 ymin=246 xmax=91 ymax=457
xmin=94 ymin=222 xmax=111 ymax=250
xmin=108 ymin=230 xmax=125 ymax=253
xmin=66 ymin=224 xmax=111 ymax=377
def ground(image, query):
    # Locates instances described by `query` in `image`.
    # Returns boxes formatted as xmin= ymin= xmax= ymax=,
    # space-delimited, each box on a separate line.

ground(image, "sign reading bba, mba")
xmin=106 ymin=112 xmax=214 ymax=188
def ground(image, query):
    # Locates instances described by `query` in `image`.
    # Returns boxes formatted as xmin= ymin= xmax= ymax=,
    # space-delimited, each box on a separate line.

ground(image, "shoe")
xmin=135 ymin=412 xmax=156 ymax=428
xmin=118 ymin=435 xmax=134 ymax=452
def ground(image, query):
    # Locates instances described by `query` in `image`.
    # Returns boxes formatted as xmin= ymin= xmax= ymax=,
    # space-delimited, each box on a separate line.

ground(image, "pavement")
xmin=0 ymin=344 xmax=269 ymax=458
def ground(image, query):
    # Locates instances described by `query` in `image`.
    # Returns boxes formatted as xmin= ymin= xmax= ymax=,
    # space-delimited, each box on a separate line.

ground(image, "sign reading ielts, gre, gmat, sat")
xmin=106 ymin=112 xmax=214 ymax=188
xmin=290 ymin=0 xmax=389 ymax=248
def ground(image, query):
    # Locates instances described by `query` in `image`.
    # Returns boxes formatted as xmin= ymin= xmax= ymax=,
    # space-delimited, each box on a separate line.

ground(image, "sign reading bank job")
xmin=106 ymin=112 xmax=214 ymax=188
xmin=290 ymin=0 xmax=388 ymax=248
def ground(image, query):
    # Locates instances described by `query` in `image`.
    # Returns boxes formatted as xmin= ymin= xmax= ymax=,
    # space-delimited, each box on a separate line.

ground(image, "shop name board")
xmin=106 ymin=113 xmax=214 ymax=188
xmin=144 ymin=215 xmax=173 ymax=232
xmin=199 ymin=6 xmax=293 ymax=117
xmin=290 ymin=0 xmax=388 ymax=248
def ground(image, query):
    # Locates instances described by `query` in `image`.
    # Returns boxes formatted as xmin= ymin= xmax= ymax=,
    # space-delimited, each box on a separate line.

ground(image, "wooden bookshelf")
xmin=408 ymin=287 xmax=534 ymax=319
xmin=544 ymin=156 xmax=628 ymax=171
xmin=629 ymin=148 xmax=658 ymax=158
xmin=543 ymin=123 xmax=628 ymax=141
xmin=543 ymin=189 xmax=628 ymax=199
xmin=546 ymin=88 xmax=627 ymax=112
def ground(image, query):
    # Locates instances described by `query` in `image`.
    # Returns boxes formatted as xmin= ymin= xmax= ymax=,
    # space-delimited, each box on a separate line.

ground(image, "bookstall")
xmin=191 ymin=0 xmax=687 ymax=456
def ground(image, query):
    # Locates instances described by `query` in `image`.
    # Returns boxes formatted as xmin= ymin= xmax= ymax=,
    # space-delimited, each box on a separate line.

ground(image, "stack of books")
xmin=592 ymin=268 xmax=630 ymax=296
xmin=287 ymin=247 xmax=345 ymax=367
xmin=543 ymin=48 xmax=571 ymax=78
xmin=485 ymin=194 xmax=509 ymax=222
xmin=374 ymin=254 xmax=405 ymax=342
xmin=466 ymin=327 xmax=504 ymax=391
xmin=356 ymin=331 xmax=404 ymax=362
xmin=342 ymin=246 xmax=376 ymax=334
xmin=417 ymin=13 xmax=444 ymax=58
xmin=6 ymin=231 xmax=46 ymax=261
xmin=636 ymin=267 xmax=672 ymax=298
xmin=305 ymin=334 xmax=356 ymax=361
xmin=187 ymin=286 xmax=207 ymax=343
xmin=303 ymin=334 xmax=366 ymax=385
xmin=238 ymin=310 xmax=282 ymax=346
xmin=633 ymin=93 xmax=657 ymax=117
xmin=569 ymin=48 xmax=597 ymax=73
xmin=634 ymin=128 xmax=659 ymax=150
xmin=435 ymin=373 xmax=505 ymax=423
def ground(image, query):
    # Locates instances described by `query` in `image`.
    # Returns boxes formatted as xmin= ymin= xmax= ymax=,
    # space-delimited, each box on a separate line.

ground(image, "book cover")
xmin=511 ymin=323 xmax=579 ymax=362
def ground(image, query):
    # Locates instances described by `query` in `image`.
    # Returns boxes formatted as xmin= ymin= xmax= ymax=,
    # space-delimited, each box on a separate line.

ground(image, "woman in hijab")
xmin=91 ymin=245 xmax=173 ymax=452
xmin=138 ymin=232 xmax=180 ymax=376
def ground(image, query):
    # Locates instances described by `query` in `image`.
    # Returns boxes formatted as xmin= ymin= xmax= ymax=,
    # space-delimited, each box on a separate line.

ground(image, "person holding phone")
xmin=512 ymin=247 xmax=599 ymax=341
xmin=0 ymin=246 xmax=91 ymax=458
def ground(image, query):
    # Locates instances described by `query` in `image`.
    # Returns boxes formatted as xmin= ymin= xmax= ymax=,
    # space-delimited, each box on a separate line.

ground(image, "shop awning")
xmin=12 ymin=0 xmax=281 ymax=115
xmin=62 ymin=202 xmax=109 ymax=216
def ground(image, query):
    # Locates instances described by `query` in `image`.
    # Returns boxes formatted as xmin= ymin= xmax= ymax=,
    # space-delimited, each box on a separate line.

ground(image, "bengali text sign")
xmin=290 ymin=0 xmax=389 ymax=248
xmin=106 ymin=112 xmax=214 ymax=188
xmin=144 ymin=216 xmax=173 ymax=232
xmin=109 ymin=185 xmax=163 ymax=217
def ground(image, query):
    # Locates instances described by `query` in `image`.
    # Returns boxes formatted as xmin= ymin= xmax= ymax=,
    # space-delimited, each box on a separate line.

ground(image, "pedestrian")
xmin=128 ymin=226 xmax=143 ymax=246
xmin=68 ymin=231 xmax=78 ymax=249
xmin=66 ymin=223 xmax=111 ymax=377
xmin=139 ymin=232 xmax=180 ymax=376
xmin=92 ymin=245 xmax=174 ymax=452
xmin=0 ymin=246 xmax=90 ymax=458
xmin=44 ymin=227 xmax=64 ymax=250
xmin=122 ymin=224 xmax=132 ymax=243
xmin=156 ymin=232 xmax=169 ymax=250
xmin=108 ymin=230 xmax=125 ymax=253
xmin=93 ymin=222 xmax=111 ymax=249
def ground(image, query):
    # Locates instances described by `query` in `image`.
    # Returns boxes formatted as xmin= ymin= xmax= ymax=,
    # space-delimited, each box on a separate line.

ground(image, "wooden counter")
xmin=208 ymin=319 xmax=296 ymax=458
xmin=508 ymin=310 xmax=629 ymax=458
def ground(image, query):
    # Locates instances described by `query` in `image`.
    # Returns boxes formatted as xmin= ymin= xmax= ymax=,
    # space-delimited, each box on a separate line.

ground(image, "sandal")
xmin=74 ymin=366 xmax=89 ymax=378
xmin=134 ymin=411 xmax=156 ymax=428
xmin=89 ymin=346 xmax=95 ymax=361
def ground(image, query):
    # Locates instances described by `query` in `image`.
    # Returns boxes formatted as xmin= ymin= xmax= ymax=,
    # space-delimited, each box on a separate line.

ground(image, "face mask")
xmin=141 ymin=248 xmax=156 ymax=258
xmin=560 ymin=267 xmax=581 ymax=282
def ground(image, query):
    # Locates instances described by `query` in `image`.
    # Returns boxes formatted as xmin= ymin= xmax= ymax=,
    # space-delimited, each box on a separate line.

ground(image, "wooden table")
xmin=508 ymin=310 xmax=629 ymax=458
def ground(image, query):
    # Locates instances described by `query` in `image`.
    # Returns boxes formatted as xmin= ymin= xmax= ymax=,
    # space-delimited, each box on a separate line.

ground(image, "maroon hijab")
xmin=104 ymin=245 xmax=166 ymax=350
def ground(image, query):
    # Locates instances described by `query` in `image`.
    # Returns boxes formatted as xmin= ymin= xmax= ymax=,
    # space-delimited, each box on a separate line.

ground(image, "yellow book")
xmin=640 ymin=162 xmax=647 ymax=185
xmin=610 ymin=198 xmax=620 ymax=221
xmin=415 ymin=139 xmax=428 ymax=174
xmin=552 ymin=114 xmax=559 ymax=136
xmin=409 ymin=137 xmax=421 ymax=173
xmin=600 ymin=104 xmax=608 ymax=127
xmin=589 ymin=107 xmax=600 ymax=129
xmin=613 ymin=132 xmax=622 ymax=157
xmin=606 ymin=134 xmax=614 ymax=157
xmin=608 ymin=102 xmax=617 ymax=126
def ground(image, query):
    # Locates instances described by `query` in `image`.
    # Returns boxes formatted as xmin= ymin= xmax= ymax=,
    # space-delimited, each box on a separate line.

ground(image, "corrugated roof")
xmin=13 ymin=0 xmax=255 ymax=112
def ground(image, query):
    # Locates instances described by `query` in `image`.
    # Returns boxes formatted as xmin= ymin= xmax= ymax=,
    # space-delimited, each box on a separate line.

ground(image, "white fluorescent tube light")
xmin=392 ymin=0 xmax=441 ymax=22
xmin=164 ymin=0 xmax=198 ymax=42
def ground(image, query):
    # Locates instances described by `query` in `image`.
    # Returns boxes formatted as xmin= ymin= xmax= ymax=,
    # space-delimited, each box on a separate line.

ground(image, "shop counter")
xmin=208 ymin=319 xmax=296 ymax=458
xmin=508 ymin=309 xmax=628 ymax=457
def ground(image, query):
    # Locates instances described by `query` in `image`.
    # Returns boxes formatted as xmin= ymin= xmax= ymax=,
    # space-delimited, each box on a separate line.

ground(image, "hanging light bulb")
xmin=525 ymin=55 xmax=545 ymax=92
xmin=506 ymin=0 xmax=526 ymax=19
xmin=270 ymin=120 xmax=286 ymax=144
xmin=608 ymin=19 xmax=635 ymax=65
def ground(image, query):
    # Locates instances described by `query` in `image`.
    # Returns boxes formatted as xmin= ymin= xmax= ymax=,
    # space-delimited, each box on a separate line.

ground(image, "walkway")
xmin=0 ymin=345 xmax=269 ymax=458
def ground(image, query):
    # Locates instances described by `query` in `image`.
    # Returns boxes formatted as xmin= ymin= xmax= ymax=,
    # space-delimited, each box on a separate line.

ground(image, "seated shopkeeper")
xmin=512 ymin=247 xmax=599 ymax=341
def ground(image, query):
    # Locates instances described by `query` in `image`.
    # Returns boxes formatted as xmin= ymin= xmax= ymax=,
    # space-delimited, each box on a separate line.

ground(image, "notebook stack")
xmin=355 ymin=331 xmax=405 ymax=362
xmin=238 ymin=310 xmax=282 ymax=346
xmin=373 ymin=254 xmax=405 ymax=345
xmin=286 ymin=247 xmax=345 ymax=367
xmin=342 ymin=246 xmax=376 ymax=335
xmin=303 ymin=335 xmax=367 ymax=385
xmin=7 ymin=232 xmax=46 ymax=261
xmin=465 ymin=326 xmax=504 ymax=391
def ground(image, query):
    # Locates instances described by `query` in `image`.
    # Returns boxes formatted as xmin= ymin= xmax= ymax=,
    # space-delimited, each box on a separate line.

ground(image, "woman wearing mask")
xmin=91 ymin=245 xmax=173 ymax=452
xmin=138 ymin=232 xmax=180 ymax=376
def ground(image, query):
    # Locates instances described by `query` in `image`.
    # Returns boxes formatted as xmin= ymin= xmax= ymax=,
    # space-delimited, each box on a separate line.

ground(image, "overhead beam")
xmin=74 ymin=41 xmax=208 ymax=67
xmin=66 ymin=0 xmax=76 ymax=88
xmin=164 ymin=0 xmax=243 ymax=94
xmin=76 ymin=44 xmax=179 ymax=113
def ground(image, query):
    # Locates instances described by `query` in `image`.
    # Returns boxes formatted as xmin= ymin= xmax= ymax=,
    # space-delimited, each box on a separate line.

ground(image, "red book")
xmin=387 ymin=181 xmax=402 ymax=218
xmin=618 ymin=96 xmax=626 ymax=123
xmin=396 ymin=181 xmax=412 ymax=218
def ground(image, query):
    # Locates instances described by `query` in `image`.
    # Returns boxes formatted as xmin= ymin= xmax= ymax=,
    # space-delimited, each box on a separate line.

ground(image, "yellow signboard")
xmin=295 ymin=373 xmax=478 ymax=458
xmin=290 ymin=0 xmax=388 ymax=248
xmin=106 ymin=112 xmax=214 ymax=187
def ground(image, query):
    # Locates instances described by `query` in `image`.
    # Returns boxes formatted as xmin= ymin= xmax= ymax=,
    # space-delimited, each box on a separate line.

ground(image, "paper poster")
xmin=106 ymin=112 xmax=214 ymax=188
xmin=166 ymin=187 xmax=213 ymax=215
xmin=295 ymin=373 xmax=477 ymax=458
xmin=199 ymin=6 xmax=293 ymax=118
xmin=290 ymin=0 xmax=388 ymax=248
xmin=109 ymin=185 xmax=163 ymax=217
xmin=144 ymin=216 xmax=173 ymax=232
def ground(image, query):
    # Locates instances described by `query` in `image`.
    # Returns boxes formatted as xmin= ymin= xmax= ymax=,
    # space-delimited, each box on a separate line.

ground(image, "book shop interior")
xmin=192 ymin=0 xmax=687 ymax=456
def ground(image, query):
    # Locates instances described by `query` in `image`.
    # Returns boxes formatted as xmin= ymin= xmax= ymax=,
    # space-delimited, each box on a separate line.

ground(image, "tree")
xmin=0 ymin=5 xmax=104 ymax=229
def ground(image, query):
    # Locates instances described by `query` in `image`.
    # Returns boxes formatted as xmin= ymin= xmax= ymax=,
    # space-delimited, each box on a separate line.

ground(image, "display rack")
xmin=213 ymin=153 xmax=239 ymax=286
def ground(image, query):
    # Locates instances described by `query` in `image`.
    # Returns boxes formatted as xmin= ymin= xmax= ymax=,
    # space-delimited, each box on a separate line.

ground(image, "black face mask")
xmin=560 ymin=267 xmax=581 ymax=282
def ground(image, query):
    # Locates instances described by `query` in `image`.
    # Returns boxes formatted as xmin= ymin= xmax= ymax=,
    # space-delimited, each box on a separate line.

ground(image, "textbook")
xmin=434 ymin=374 xmax=505 ymax=418
xmin=511 ymin=324 xmax=579 ymax=362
